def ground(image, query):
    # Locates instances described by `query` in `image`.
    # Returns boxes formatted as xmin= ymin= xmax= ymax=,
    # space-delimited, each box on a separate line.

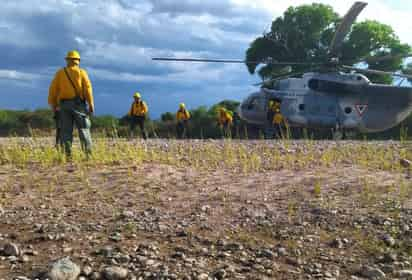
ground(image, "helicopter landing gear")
xmin=332 ymin=124 xmax=346 ymax=140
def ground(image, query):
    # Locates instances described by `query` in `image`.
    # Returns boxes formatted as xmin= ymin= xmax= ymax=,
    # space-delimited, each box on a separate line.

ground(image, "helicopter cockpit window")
xmin=242 ymin=96 xmax=264 ymax=110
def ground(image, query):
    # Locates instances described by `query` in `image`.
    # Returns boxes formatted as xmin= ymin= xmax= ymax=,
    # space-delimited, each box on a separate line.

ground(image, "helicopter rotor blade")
xmin=364 ymin=53 xmax=412 ymax=64
xmin=329 ymin=2 xmax=368 ymax=58
xmin=342 ymin=65 xmax=412 ymax=79
xmin=253 ymin=71 xmax=308 ymax=86
xmin=152 ymin=57 xmax=320 ymax=66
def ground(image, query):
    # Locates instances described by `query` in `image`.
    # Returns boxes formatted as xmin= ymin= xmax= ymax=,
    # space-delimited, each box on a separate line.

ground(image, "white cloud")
xmin=0 ymin=70 xmax=42 ymax=81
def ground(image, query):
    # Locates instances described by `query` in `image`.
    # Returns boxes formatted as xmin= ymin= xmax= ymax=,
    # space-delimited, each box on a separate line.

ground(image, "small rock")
xmin=101 ymin=266 xmax=128 ymax=280
xmin=48 ymin=257 xmax=81 ymax=280
xmin=20 ymin=255 xmax=30 ymax=263
xmin=330 ymin=238 xmax=344 ymax=249
xmin=201 ymin=205 xmax=210 ymax=213
xmin=400 ymin=159 xmax=411 ymax=168
xmin=176 ymin=230 xmax=188 ymax=237
xmin=359 ymin=265 xmax=386 ymax=279
xmin=120 ymin=210 xmax=134 ymax=219
xmin=395 ymin=270 xmax=412 ymax=278
xmin=382 ymin=234 xmax=396 ymax=247
xmin=100 ymin=246 xmax=114 ymax=258
xmin=197 ymin=273 xmax=209 ymax=280
xmin=109 ymin=233 xmax=122 ymax=242
xmin=285 ymin=257 xmax=302 ymax=266
xmin=90 ymin=272 xmax=101 ymax=280
xmin=63 ymin=247 xmax=73 ymax=254
xmin=3 ymin=242 xmax=20 ymax=257
xmin=277 ymin=247 xmax=287 ymax=256
xmin=212 ymin=269 xmax=226 ymax=280
xmin=381 ymin=252 xmax=397 ymax=263
xmin=82 ymin=265 xmax=93 ymax=276
xmin=259 ymin=249 xmax=275 ymax=259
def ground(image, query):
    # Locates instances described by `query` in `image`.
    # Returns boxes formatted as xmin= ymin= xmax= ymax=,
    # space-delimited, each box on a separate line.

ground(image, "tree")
xmin=246 ymin=3 xmax=410 ymax=84
xmin=161 ymin=112 xmax=175 ymax=122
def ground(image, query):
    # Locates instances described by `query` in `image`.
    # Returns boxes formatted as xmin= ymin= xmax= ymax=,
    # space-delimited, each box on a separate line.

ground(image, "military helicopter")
xmin=153 ymin=2 xmax=412 ymax=135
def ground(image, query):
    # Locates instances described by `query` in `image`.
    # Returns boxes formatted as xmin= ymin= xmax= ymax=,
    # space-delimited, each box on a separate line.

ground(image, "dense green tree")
xmin=161 ymin=112 xmax=175 ymax=122
xmin=246 ymin=3 xmax=410 ymax=84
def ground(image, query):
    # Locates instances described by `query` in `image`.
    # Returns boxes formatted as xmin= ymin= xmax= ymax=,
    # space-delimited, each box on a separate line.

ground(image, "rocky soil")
xmin=0 ymin=139 xmax=411 ymax=279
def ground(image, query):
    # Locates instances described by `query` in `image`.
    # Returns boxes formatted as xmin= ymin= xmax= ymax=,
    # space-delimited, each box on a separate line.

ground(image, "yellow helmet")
xmin=179 ymin=103 xmax=185 ymax=108
xmin=133 ymin=92 xmax=141 ymax=98
xmin=65 ymin=50 xmax=81 ymax=60
xmin=219 ymin=107 xmax=226 ymax=112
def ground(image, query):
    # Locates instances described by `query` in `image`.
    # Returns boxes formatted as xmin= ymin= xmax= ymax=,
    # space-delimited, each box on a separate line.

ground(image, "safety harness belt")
xmin=63 ymin=67 xmax=82 ymax=100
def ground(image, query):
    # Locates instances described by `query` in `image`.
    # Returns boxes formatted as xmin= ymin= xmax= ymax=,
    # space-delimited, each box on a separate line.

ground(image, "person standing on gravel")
xmin=217 ymin=107 xmax=233 ymax=138
xmin=48 ymin=50 xmax=94 ymax=159
xmin=176 ymin=103 xmax=190 ymax=139
xmin=128 ymin=92 xmax=148 ymax=139
xmin=272 ymin=102 xmax=286 ymax=139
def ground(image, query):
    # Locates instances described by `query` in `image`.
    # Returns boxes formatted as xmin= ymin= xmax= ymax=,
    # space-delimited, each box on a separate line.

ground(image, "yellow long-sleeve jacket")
xmin=176 ymin=109 xmax=190 ymax=121
xmin=48 ymin=66 xmax=94 ymax=110
xmin=128 ymin=101 xmax=148 ymax=117
xmin=218 ymin=111 xmax=233 ymax=126
xmin=273 ymin=109 xmax=284 ymax=125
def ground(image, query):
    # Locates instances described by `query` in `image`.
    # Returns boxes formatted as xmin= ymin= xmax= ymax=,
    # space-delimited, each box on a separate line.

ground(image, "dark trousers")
xmin=220 ymin=123 xmax=232 ymax=138
xmin=273 ymin=123 xmax=284 ymax=139
xmin=59 ymin=99 xmax=93 ymax=157
xmin=176 ymin=121 xmax=189 ymax=139
xmin=130 ymin=116 xmax=147 ymax=139
xmin=53 ymin=111 xmax=62 ymax=147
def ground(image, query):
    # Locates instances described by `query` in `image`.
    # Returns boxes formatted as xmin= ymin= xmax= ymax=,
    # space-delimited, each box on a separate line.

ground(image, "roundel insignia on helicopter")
xmin=355 ymin=104 xmax=368 ymax=116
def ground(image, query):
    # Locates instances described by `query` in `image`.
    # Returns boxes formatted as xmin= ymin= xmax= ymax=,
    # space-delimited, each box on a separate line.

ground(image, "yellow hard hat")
xmin=179 ymin=103 xmax=185 ymax=108
xmin=133 ymin=92 xmax=141 ymax=98
xmin=65 ymin=50 xmax=81 ymax=60
xmin=269 ymin=100 xmax=274 ymax=106
xmin=219 ymin=107 xmax=226 ymax=112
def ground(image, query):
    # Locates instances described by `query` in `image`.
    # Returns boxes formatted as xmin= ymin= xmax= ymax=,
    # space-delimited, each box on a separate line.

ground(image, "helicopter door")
xmin=306 ymin=94 xmax=338 ymax=127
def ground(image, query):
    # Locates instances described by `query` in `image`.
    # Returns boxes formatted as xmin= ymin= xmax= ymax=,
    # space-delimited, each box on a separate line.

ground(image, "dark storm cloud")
xmin=0 ymin=0 xmax=266 ymax=117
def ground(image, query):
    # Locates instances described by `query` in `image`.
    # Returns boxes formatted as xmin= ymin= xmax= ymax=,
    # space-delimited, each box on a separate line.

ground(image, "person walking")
xmin=217 ymin=107 xmax=233 ymax=138
xmin=128 ymin=92 xmax=148 ymax=139
xmin=176 ymin=103 xmax=190 ymax=139
xmin=48 ymin=50 xmax=94 ymax=158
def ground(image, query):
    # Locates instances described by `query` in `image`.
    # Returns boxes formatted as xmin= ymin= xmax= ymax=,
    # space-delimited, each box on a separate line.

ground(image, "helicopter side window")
xmin=344 ymin=107 xmax=352 ymax=114
xmin=243 ymin=97 xmax=261 ymax=110
xmin=299 ymin=104 xmax=305 ymax=111
xmin=247 ymin=98 xmax=256 ymax=110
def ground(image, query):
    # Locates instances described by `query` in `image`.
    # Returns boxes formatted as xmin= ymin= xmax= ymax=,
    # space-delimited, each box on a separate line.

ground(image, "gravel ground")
xmin=0 ymin=138 xmax=411 ymax=280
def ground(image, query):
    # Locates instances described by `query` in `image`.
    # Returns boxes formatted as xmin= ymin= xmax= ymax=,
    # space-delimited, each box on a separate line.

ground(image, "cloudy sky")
xmin=1 ymin=0 xmax=412 ymax=118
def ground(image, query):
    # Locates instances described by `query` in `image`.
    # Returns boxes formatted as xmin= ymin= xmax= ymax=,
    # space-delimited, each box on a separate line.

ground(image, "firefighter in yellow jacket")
xmin=176 ymin=103 xmax=190 ymax=139
xmin=48 ymin=50 xmax=94 ymax=158
xmin=217 ymin=107 xmax=233 ymax=138
xmin=272 ymin=104 xmax=286 ymax=139
xmin=128 ymin=92 xmax=148 ymax=139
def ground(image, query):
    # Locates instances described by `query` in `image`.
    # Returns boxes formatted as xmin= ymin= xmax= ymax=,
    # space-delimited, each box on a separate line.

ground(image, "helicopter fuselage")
xmin=239 ymin=73 xmax=412 ymax=133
